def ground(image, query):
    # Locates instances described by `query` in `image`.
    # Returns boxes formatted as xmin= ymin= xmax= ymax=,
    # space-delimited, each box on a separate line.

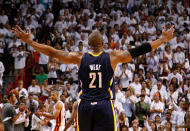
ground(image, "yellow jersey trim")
xmin=110 ymin=78 xmax=113 ymax=86
xmin=108 ymin=88 xmax=113 ymax=100
xmin=110 ymin=100 xmax=117 ymax=131
xmin=88 ymin=51 xmax=103 ymax=57
xmin=78 ymin=90 xmax=83 ymax=98
xmin=77 ymin=100 xmax=81 ymax=131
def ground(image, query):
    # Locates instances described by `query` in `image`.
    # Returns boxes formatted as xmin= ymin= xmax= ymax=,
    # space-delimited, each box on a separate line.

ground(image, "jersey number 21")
xmin=89 ymin=72 xmax=102 ymax=88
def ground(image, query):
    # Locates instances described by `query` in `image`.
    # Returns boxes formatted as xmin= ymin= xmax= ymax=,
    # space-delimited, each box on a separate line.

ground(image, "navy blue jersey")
xmin=78 ymin=51 xmax=114 ymax=101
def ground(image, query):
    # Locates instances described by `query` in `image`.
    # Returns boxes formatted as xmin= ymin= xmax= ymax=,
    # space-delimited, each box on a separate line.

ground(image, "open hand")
xmin=12 ymin=25 xmax=31 ymax=42
xmin=161 ymin=25 xmax=175 ymax=42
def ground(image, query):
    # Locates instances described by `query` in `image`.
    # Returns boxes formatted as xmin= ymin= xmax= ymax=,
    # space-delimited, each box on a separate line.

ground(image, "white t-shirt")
xmin=0 ymin=15 xmax=8 ymax=25
xmin=16 ymin=87 xmax=29 ymax=98
xmin=146 ymin=56 xmax=159 ymax=72
xmin=150 ymin=85 xmax=168 ymax=100
xmin=12 ymin=51 xmax=27 ymax=70
xmin=168 ymin=72 xmax=183 ymax=85
xmin=9 ymin=40 xmax=22 ymax=49
xmin=174 ymin=52 xmax=185 ymax=64
xmin=34 ymin=4 xmax=45 ymax=16
xmin=48 ymin=65 xmax=57 ymax=78
xmin=15 ymin=108 xmax=29 ymax=126
xmin=41 ymin=86 xmax=50 ymax=96
xmin=0 ymin=41 xmax=5 ymax=53
xmin=150 ymin=101 xmax=164 ymax=120
xmin=0 ymin=61 xmax=4 ymax=78
xmin=40 ymin=116 xmax=52 ymax=131
xmin=39 ymin=53 xmax=49 ymax=65
xmin=115 ymin=69 xmax=132 ymax=89
xmin=54 ymin=21 xmax=65 ymax=33
xmin=45 ymin=13 xmax=54 ymax=27
xmin=28 ymin=85 xmax=41 ymax=98
xmin=116 ymin=90 xmax=125 ymax=103
xmin=129 ymin=82 xmax=142 ymax=96
xmin=129 ymin=127 xmax=142 ymax=131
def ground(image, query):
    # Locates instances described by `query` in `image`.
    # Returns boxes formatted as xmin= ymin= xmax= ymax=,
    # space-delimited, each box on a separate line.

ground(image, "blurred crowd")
xmin=0 ymin=0 xmax=189 ymax=131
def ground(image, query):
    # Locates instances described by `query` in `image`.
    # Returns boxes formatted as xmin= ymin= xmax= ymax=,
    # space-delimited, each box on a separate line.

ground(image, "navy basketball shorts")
xmin=77 ymin=100 xmax=117 ymax=131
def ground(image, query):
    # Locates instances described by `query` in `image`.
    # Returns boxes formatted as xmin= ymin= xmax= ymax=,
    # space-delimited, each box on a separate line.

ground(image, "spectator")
xmin=165 ymin=121 xmax=172 ymax=131
xmin=155 ymin=115 xmax=161 ymax=130
xmin=28 ymin=79 xmax=41 ymax=99
xmin=12 ymin=45 xmax=28 ymax=75
xmin=2 ymin=93 xmax=21 ymax=131
xmin=15 ymin=80 xmax=28 ymax=99
xmin=129 ymin=119 xmax=141 ymax=131
xmin=0 ymin=60 xmax=4 ymax=86
xmin=120 ymin=125 xmax=128 ymax=131
xmin=146 ymin=51 xmax=159 ymax=78
xmin=150 ymin=92 xmax=164 ymax=120
xmin=40 ymin=79 xmax=51 ymax=102
xmin=14 ymin=103 xmax=30 ymax=131
xmin=150 ymin=122 xmax=157 ymax=131
xmin=47 ymin=58 xmax=58 ymax=85
xmin=168 ymin=68 xmax=183 ymax=87
xmin=139 ymin=88 xmax=151 ymax=106
xmin=135 ymin=94 xmax=150 ymax=127
xmin=150 ymin=79 xmax=168 ymax=101
xmin=45 ymin=8 xmax=54 ymax=28
xmin=163 ymin=45 xmax=174 ymax=69
xmin=144 ymin=118 xmax=154 ymax=131
xmin=36 ymin=66 xmax=48 ymax=85
xmin=38 ymin=52 xmax=49 ymax=74
xmin=118 ymin=112 xmax=129 ymax=129
xmin=122 ymin=89 xmax=135 ymax=126
xmin=0 ymin=10 xmax=8 ymax=25
xmin=129 ymin=76 xmax=142 ymax=97
xmin=173 ymin=46 xmax=185 ymax=67
xmin=115 ymin=63 xmax=132 ymax=91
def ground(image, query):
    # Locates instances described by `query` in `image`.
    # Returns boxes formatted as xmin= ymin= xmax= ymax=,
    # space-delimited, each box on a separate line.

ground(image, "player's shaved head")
xmin=51 ymin=90 xmax=59 ymax=102
xmin=88 ymin=31 xmax=103 ymax=50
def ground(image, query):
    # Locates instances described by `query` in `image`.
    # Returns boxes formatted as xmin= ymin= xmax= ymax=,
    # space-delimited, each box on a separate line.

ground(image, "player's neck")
xmin=91 ymin=48 xmax=103 ymax=54
xmin=54 ymin=99 xmax=58 ymax=103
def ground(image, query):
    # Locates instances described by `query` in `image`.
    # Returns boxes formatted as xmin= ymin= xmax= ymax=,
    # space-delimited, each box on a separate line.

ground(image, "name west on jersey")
xmin=89 ymin=64 xmax=101 ymax=71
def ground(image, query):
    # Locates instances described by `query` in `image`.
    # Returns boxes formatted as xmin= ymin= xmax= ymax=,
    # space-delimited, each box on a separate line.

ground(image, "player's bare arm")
xmin=38 ymin=102 xmax=62 ymax=119
xmin=109 ymin=26 xmax=174 ymax=71
xmin=12 ymin=25 xmax=83 ymax=67
xmin=64 ymin=101 xmax=78 ymax=131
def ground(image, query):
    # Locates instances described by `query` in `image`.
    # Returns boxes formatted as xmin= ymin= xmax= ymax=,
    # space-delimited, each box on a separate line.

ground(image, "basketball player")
xmin=176 ymin=101 xmax=190 ymax=131
xmin=12 ymin=25 xmax=174 ymax=131
xmin=37 ymin=91 xmax=65 ymax=131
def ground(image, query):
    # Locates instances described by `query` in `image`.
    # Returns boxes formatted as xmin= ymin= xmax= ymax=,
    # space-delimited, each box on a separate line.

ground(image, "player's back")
xmin=78 ymin=51 xmax=114 ymax=101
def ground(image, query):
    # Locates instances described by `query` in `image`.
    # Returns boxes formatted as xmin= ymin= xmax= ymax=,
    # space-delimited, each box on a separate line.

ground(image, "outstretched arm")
xmin=12 ymin=26 xmax=82 ymax=66
xmin=109 ymin=26 xmax=174 ymax=70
